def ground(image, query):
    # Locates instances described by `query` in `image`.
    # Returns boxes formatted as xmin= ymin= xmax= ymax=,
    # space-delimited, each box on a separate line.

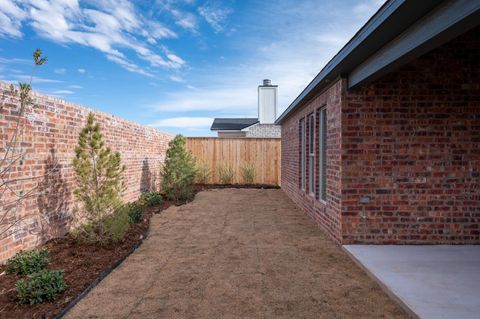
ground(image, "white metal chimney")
xmin=258 ymin=79 xmax=278 ymax=124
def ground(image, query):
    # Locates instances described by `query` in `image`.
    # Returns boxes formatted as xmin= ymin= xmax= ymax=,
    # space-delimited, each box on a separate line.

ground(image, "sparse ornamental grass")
xmin=218 ymin=164 xmax=235 ymax=184
xmin=16 ymin=270 xmax=67 ymax=305
xmin=240 ymin=163 xmax=256 ymax=184
xmin=195 ymin=160 xmax=211 ymax=184
xmin=140 ymin=191 xmax=163 ymax=207
xmin=6 ymin=248 xmax=50 ymax=276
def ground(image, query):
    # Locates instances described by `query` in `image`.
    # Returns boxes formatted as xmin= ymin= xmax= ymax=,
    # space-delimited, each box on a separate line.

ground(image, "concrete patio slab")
xmin=344 ymin=245 xmax=480 ymax=319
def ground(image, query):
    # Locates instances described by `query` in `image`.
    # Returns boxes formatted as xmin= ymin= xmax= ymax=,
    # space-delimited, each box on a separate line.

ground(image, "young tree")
xmin=0 ymin=49 xmax=47 ymax=239
xmin=161 ymin=135 xmax=197 ymax=203
xmin=72 ymin=113 xmax=127 ymax=244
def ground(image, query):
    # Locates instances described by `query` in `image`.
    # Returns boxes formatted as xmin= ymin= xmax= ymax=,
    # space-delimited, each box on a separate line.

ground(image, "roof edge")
xmin=275 ymin=0 xmax=442 ymax=124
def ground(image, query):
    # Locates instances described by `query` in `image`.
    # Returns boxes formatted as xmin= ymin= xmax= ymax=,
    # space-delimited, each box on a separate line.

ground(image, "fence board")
xmin=185 ymin=138 xmax=281 ymax=186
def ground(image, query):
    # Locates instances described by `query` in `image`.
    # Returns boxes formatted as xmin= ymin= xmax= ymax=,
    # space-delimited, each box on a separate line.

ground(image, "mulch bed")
xmin=0 ymin=184 xmax=276 ymax=319
xmin=196 ymin=183 xmax=280 ymax=190
xmin=0 ymin=203 xmax=163 ymax=319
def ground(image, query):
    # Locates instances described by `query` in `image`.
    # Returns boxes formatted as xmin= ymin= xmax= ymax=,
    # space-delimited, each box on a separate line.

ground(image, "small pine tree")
xmin=161 ymin=135 xmax=197 ymax=203
xmin=72 ymin=113 xmax=126 ymax=244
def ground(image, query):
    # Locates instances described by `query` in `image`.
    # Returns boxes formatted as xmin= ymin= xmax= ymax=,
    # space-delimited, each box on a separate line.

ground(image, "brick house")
xmin=276 ymin=0 xmax=480 ymax=244
xmin=211 ymin=79 xmax=281 ymax=138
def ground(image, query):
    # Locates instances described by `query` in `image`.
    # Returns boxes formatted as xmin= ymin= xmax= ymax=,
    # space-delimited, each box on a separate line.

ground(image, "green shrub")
xmin=72 ymin=113 xmax=126 ymax=245
xmin=125 ymin=202 xmax=143 ymax=224
xmin=218 ymin=164 xmax=234 ymax=184
xmin=195 ymin=161 xmax=211 ymax=184
xmin=139 ymin=191 xmax=163 ymax=207
xmin=240 ymin=163 xmax=256 ymax=184
xmin=72 ymin=206 xmax=130 ymax=244
xmin=104 ymin=208 xmax=130 ymax=241
xmin=16 ymin=269 xmax=66 ymax=305
xmin=6 ymin=248 xmax=50 ymax=275
xmin=161 ymin=135 xmax=197 ymax=203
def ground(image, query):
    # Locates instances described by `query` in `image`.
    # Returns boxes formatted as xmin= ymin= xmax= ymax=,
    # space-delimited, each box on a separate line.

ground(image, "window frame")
xmin=317 ymin=107 xmax=327 ymax=202
xmin=299 ymin=117 xmax=306 ymax=191
xmin=308 ymin=112 xmax=315 ymax=195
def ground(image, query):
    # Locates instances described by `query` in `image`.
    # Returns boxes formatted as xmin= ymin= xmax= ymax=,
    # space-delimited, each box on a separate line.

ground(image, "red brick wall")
xmin=0 ymin=84 xmax=173 ymax=262
xmin=342 ymin=27 xmax=480 ymax=244
xmin=281 ymin=27 xmax=479 ymax=244
xmin=281 ymin=79 xmax=344 ymax=243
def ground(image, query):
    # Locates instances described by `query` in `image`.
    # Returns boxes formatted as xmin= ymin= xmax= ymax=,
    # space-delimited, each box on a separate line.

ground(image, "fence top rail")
xmin=186 ymin=137 xmax=281 ymax=141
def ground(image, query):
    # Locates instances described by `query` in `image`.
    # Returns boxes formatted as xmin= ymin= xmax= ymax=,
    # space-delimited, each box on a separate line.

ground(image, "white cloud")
xmin=314 ymin=33 xmax=350 ymax=46
xmin=0 ymin=0 xmax=26 ymax=38
xmin=198 ymin=1 xmax=232 ymax=33
xmin=171 ymin=9 xmax=198 ymax=32
xmin=106 ymin=55 xmax=155 ymax=77
xmin=0 ymin=57 xmax=30 ymax=64
xmin=68 ymin=84 xmax=82 ymax=89
xmin=169 ymin=75 xmax=184 ymax=83
xmin=51 ymin=89 xmax=74 ymax=94
xmin=157 ymin=1 xmax=198 ymax=32
xmin=77 ymin=68 xmax=86 ymax=74
xmin=146 ymin=0 xmax=385 ymax=118
xmin=0 ymin=0 xmax=184 ymax=77
xmin=353 ymin=0 xmax=385 ymax=17
xmin=0 ymin=75 xmax=63 ymax=84
xmin=144 ymin=20 xmax=177 ymax=43
xmin=149 ymin=117 xmax=213 ymax=129
xmin=150 ymin=87 xmax=256 ymax=113
xmin=54 ymin=68 xmax=66 ymax=74
xmin=165 ymin=53 xmax=185 ymax=67
xmin=14 ymin=75 xmax=63 ymax=83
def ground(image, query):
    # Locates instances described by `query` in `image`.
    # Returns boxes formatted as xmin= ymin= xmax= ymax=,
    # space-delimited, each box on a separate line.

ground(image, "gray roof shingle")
xmin=210 ymin=118 xmax=258 ymax=131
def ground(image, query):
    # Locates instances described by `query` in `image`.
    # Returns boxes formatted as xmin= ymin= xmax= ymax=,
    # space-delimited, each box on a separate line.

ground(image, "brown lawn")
xmin=65 ymin=188 xmax=407 ymax=319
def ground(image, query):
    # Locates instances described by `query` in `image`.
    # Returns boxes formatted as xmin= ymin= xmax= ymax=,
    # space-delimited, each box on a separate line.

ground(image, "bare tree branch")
xmin=0 ymin=49 xmax=49 ymax=240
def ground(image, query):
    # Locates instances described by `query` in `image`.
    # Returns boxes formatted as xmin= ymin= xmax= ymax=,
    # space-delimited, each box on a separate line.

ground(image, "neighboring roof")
xmin=276 ymin=0 xmax=480 ymax=124
xmin=210 ymin=118 xmax=259 ymax=131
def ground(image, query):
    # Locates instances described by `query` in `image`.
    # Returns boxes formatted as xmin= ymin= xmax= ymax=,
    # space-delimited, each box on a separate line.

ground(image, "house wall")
xmin=244 ymin=123 xmax=281 ymax=138
xmin=0 ymin=84 xmax=173 ymax=262
xmin=280 ymin=27 xmax=479 ymax=245
xmin=280 ymin=79 xmax=344 ymax=243
xmin=217 ymin=131 xmax=246 ymax=138
xmin=341 ymin=26 xmax=480 ymax=244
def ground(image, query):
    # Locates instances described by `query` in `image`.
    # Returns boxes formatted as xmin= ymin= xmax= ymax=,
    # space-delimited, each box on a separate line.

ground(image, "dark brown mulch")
xmin=0 ymin=184 xmax=277 ymax=319
xmin=0 ymin=203 xmax=166 ymax=319
xmin=195 ymin=183 xmax=280 ymax=190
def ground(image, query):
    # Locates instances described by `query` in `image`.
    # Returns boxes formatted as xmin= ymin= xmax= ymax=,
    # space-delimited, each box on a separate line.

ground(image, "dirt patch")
xmin=64 ymin=189 xmax=408 ymax=319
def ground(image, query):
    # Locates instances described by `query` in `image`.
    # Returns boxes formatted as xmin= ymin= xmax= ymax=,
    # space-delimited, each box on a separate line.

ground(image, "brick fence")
xmin=0 ymin=83 xmax=173 ymax=262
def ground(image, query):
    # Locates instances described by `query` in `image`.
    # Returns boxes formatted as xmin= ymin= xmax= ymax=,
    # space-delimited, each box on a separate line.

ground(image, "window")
xmin=308 ymin=113 xmax=315 ymax=194
xmin=317 ymin=108 xmax=327 ymax=201
xmin=299 ymin=118 xmax=305 ymax=190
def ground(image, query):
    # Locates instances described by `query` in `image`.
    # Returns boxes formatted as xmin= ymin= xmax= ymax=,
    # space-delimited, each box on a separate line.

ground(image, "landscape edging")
xmin=54 ymin=228 xmax=150 ymax=319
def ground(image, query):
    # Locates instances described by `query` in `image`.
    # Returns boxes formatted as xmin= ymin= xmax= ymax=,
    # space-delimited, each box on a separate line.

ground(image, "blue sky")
xmin=0 ymin=0 xmax=384 ymax=136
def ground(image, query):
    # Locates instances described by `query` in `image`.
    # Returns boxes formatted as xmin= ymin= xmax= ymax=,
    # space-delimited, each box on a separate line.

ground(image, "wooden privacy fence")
xmin=185 ymin=138 xmax=281 ymax=186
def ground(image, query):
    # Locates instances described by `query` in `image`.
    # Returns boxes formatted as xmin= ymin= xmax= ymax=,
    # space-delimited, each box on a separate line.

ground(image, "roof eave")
xmin=275 ymin=0 xmax=443 ymax=124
